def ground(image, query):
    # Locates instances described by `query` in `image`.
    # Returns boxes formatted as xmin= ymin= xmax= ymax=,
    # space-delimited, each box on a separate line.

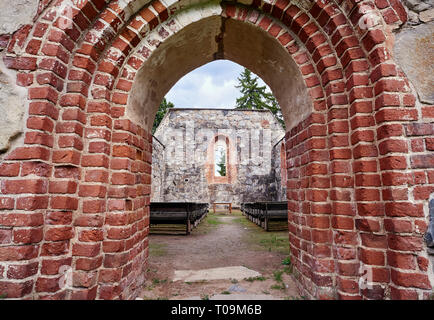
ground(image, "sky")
xmin=165 ymin=60 xmax=270 ymax=109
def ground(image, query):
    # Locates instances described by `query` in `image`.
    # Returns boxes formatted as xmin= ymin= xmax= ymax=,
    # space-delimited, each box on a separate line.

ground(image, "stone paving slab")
xmin=173 ymin=266 xmax=261 ymax=282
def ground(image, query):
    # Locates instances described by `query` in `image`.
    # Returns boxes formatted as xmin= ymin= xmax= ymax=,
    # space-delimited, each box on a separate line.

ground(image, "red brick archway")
xmin=0 ymin=0 xmax=432 ymax=300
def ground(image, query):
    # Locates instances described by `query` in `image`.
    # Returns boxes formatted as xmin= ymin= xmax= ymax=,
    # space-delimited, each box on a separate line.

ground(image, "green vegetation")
xmin=281 ymin=256 xmax=293 ymax=274
xmin=201 ymin=294 xmax=210 ymax=300
xmin=149 ymin=242 xmax=168 ymax=257
xmin=194 ymin=212 xmax=227 ymax=234
xmin=221 ymin=291 xmax=231 ymax=295
xmin=234 ymin=215 xmax=289 ymax=254
xmin=245 ymin=276 xmax=267 ymax=282
xmin=216 ymin=149 xmax=227 ymax=177
xmin=273 ymin=270 xmax=284 ymax=282
xmin=233 ymin=216 xmax=290 ymax=254
xmin=235 ymin=68 xmax=284 ymax=128
xmin=152 ymin=98 xmax=174 ymax=134
xmin=0 ymin=293 xmax=6 ymax=299
xmin=282 ymin=257 xmax=291 ymax=265
xmin=259 ymin=234 xmax=290 ymax=253
xmin=283 ymin=265 xmax=293 ymax=275
xmin=206 ymin=215 xmax=225 ymax=225
xmin=152 ymin=278 xmax=168 ymax=285
xmin=270 ymin=283 xmax=286 ymax=290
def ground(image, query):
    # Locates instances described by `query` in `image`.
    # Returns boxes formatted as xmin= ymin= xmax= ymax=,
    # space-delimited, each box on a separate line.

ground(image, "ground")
xmin=140 ymin=210 xmax=302 ymax=300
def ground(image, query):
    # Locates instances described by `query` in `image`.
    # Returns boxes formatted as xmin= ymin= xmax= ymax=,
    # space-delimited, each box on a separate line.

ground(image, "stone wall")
xmin=394 ymin=1 xmax=433 ymax=104
xmin=150 ymin=135 xmax=165 ymax=202
xmin=151 ymin=109 xmax=286 ymax=207
xmin=0 ymin=0 xmax=39 ymax=156
xmin=271 ymin=138 xmax=287 ymax=202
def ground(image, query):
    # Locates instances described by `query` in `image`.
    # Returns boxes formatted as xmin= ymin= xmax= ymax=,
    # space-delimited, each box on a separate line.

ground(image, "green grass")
xmin=245 ymin=276 xmax=267 ymax=282
xmin=194 ymin=212 xmax=227 ymax=234
xmin=152 ymin=278 xmax=168 ymax=285
xmin=149 ymin=243 xmax=168 ymax=257
xmin=233 ymin=216 xmax=290 ymax=254
xmin=233 ymin=216 xmax=253 ymax=228
xmin=273 ymin=270 xmax=284 ymax=282
xmin=206 ymin=216 xmax=225 ymax=225
xmin=270 ymin=283 xmax=286 ymax=290
xmin=208 ymin=209 xmax=243 ymax=216
xmin=282 ymin=257 xmax=291 ymax=265
xmin=0 ymin=293 xmax=6 ymax=299
xmin=258 ymin=234 xmax=289 ymax=254
xmin=221 ymin=291 xmax=231 ymax=295
xmin=283 ymin=265 xmax=293 ymax=275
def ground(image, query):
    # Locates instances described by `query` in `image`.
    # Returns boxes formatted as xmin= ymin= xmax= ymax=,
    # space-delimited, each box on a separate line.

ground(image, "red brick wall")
xmin=0 ymin=0 xmax=432 ymax=299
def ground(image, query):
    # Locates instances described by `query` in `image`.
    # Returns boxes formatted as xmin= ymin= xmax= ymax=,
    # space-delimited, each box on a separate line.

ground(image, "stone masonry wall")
xmin=272 ymin=138 xmax=288 ymax=201
xmin=151 ymin=109 xmax=286 ymax=207
xmin=150 ymin=136 xmax=165 ymax=202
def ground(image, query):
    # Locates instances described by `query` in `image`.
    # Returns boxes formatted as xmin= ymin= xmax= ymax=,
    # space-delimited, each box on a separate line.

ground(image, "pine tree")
xmin=216 ymin=150 xmax=226 ymax=177
xmin=152 ymin=98 xmax=174 ymax=134
xmin=235 ymin=68 xmax=285 ymax=128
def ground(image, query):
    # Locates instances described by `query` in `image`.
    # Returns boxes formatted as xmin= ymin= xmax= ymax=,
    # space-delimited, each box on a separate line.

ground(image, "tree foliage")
xmin=152 ymin=98 xmax=174 ymax=134
xmin=235 ymin=68 xmax=285 ymax=128
xmin=216 ymin=148 xmax=227 ymax=177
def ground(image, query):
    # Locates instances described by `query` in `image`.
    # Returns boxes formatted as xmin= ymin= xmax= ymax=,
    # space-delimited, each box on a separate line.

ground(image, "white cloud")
xmin=166 ymin=73 xmax=240 ymax=108
xmin=165 ymin=60 xmax=270 ymax=109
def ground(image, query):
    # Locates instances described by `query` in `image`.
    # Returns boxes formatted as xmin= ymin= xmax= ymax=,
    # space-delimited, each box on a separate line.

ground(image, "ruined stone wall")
xmin=151 ymin=109 xmax=286 ymax=207
xmin=271 ymin=138 xmax=287 ymax=201
xmin=0 ymin=0 xmax=41 ymax=156
xmin=150 ymin=136 xmax=165 ymax=202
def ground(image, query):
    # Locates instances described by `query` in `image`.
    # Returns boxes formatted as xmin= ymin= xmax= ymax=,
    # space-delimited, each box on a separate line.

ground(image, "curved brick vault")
xmin=0 ymin=0 xmax=433 ymax=299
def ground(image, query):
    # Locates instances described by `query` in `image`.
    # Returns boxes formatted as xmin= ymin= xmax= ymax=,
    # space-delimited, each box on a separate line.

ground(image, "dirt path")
xmin=140 ymin=212 xmax=301 ymax=300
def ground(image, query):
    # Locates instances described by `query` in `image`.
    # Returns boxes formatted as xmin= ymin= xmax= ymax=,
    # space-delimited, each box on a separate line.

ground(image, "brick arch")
xmin=0 ymin=0 xmax=432 ymax=300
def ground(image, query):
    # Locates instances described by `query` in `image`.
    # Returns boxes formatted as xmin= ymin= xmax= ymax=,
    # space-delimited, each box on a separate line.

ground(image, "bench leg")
xmin=186 ymin=219 xmax=191 ymax=235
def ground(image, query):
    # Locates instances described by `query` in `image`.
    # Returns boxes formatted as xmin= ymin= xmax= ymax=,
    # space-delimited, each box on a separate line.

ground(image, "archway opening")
xmin=145 ymin=52 xmax=296 ymax=298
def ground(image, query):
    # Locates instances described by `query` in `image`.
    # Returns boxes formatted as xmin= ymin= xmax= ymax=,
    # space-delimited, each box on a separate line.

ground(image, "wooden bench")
xmin=241 ymin=201 xmax=288 ymax=231
xmin=212 ymin=202 xmax=232 ymax=214
xmin=150 ymin=202 xmax=209 ymax=235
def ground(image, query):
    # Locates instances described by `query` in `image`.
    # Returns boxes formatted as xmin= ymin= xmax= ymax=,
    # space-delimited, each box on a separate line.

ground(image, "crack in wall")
xmin=214 ymin=16 xmax=226 ymax=60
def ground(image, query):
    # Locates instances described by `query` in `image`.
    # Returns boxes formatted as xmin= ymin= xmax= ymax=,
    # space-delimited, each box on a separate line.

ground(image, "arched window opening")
xmin=214 ymin=136 xmax=228 ymax=177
